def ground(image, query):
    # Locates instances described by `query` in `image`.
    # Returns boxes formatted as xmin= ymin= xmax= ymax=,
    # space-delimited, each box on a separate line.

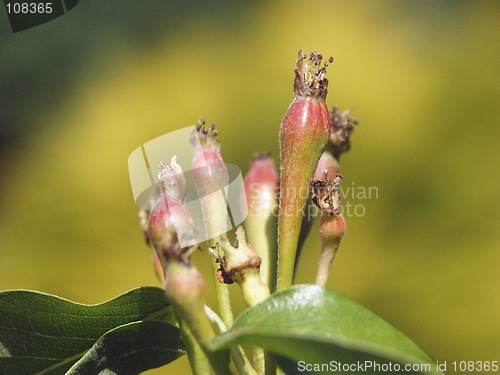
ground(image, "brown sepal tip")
xmin=294 ymin=50 xmax=334 ymax=98
xmin=311 ymin=173 xmax=343 ymax=216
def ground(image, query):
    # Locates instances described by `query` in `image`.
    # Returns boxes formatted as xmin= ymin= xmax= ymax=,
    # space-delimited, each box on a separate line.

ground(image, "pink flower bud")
xmin=148 ymin=156 xmax=196 ymax=262
xmin=243 ymin=153 xmax=278 ymax=289
xmin=314 ymin=150 xmax=341 ymax=181
xmin=190 ymin=119 xmax=230 ymax=240
xmin=277 ymin=50 xmax=333 ymax=291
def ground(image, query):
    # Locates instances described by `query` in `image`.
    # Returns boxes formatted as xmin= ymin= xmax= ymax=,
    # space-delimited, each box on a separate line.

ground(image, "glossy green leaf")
xmin=65 ymin=321 xmax=185 ymax=375
xmin=211 ymin=285 xmax=444 ymax=375
xmin=0 ymin=287 xmax=176 ymax=375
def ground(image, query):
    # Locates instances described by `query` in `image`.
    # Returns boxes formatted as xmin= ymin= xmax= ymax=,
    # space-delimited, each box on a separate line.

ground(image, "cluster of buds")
xmin=145 ymin=156 xmax=232 ymax=375
xmin=134 ymin=49 xmax=359 ymax=375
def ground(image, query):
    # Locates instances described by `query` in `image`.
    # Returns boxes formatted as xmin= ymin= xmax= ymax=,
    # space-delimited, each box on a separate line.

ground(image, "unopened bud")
xmin=148 ymin=156 xmax=196 ymax=263
xmin=278 ymin=50 xmax=333 ymax=291
xmin=329 ymin=106 xmax=358 ymax=159
xmin=243 ymin=153 xmax=278 ymax=289
xmin=164 ymin=258 xmax=206 ymax=316
xmin=190 ymin=119 xmax=235 ymax=327
xmin=311 ymin=174 xmax=346 ymax=286
xmin=163 ymin=257 xmax=232 ymax=375
xmin=314 ymin=150 xmax=341 ymax=181
xmin=190 ymin=119 xmax=230 ymax=240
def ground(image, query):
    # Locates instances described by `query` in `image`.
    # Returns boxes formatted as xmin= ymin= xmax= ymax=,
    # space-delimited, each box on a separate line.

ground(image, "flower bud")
xmin=163 ymin=258 xmax=231 ymax=375
xmin=311 ymin=174 xmax=346 ymax=286
xmin=190 ymin=119 xmax=234 ymax=327
xmin=190 ymin=119 xmax=229 ymax=240
xmin=148 ymin=156 xmax=196 ymax=263
xmin=277 ymin=50 xmax=333 ymax=291
xmin=243 ymin=153 xmax=278 ymax=289
xmin=314 ymin=150 xmax=341 ymax=181
xmin=163 ymin=258 xmax=206 ymax=317
xmin=144 ymin=155 xmax=231 ymax=375
xmin=329 ymin=106 xmax=358 ymax=159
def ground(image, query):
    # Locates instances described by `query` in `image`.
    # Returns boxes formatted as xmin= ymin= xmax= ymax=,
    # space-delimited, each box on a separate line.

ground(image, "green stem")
xmin=205 ymin=306 xmax=257 ymax=375
xmin=209 ymin=238 xmax=234 ymax=327
xmin=244 ymin=212 xmax=277 ymax=292
xmin=315 ymin=241 xmax=340 ymax=286
xmin=276 ymin=230 xmax=297 ymax=291
xmin=174 ymin=303 xmax=232 ymax=375
xmin=239 ymin=272 xmax=270 ymax=374
xmin=166 ymin=260 xmax=232 ymax=375
xmin=253 ymin=348 xmax=265 ymax=374
xmin=176 ymin=316 xmax=210 ymax=375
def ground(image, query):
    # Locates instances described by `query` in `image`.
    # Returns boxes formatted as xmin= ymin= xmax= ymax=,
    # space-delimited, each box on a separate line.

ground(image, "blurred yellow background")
xmin=0 ymin=1 xmax=498 ymax=374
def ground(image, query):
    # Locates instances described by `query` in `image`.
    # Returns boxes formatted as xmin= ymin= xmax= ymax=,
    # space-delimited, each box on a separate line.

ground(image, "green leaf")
xmin=0 ymin=287 xmax=176 ymax=375
xmin=211 ymin=285 xmax=444 ymax=375
xmin=65 ymin=321 xmax=185 ymax=375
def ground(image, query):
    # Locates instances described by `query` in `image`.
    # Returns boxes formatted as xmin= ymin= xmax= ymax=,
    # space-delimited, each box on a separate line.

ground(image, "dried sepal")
xmin=311 ymin=172 xmax=343 ymax=216
xmin=329 ymin=107 xmax=358 ymax=157
xmin=191 ymin=117 xmax=221 ymax=151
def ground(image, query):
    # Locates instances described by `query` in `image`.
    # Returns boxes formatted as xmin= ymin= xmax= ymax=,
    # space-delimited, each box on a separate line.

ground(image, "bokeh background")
xmin=1 ymin=1 xmax=499 ymax=374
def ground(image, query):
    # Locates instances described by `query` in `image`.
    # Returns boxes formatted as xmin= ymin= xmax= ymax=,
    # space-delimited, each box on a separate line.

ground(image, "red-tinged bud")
xmin=190 ymin=119 xmax=234 ymax=327
xmin=243 ymin=153 xmax=278 ymax=289
xmin=190 ymin=119 xmax=229 ymax=240
xmin=163 ymin=258 xmax=231 ymax=375
xmin=277 ymin=50 xmax=333 ymax=291
xmin=164 ymin=258 xmax=206 ymax=317
xmin=143 ymin=153 xmax=231 ymax=375
xmin=148 ymin=156 xmax=196 ymax=263
xmin=329 ymin=106 xmax=358 ymax=159
xmin=314 ymin=150 xmax=341 ymax=181
xmin=311 ymin=174 xmax=346 ymax=286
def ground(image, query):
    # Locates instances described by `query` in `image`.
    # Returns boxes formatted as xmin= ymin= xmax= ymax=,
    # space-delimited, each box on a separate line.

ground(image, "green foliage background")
xmin=1 ymin=1 xmax=498 ymax=374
